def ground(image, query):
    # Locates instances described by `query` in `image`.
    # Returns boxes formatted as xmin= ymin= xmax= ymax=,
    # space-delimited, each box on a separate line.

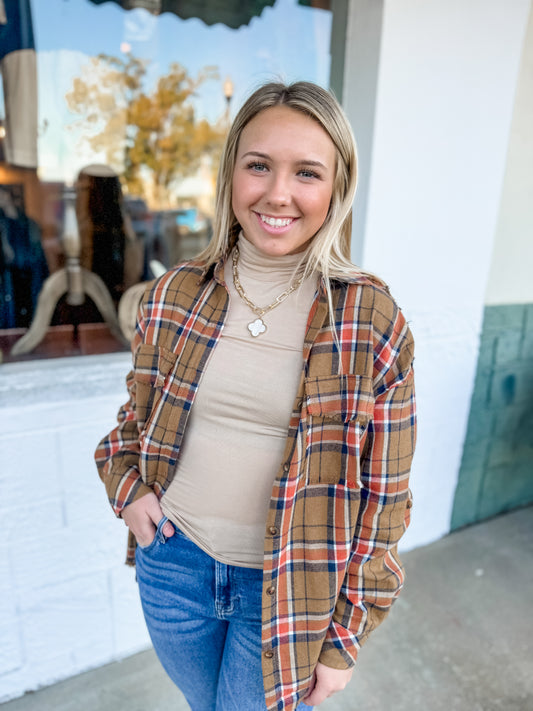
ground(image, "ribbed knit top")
xmin=161 ymin=236 xmax=318 ymax=567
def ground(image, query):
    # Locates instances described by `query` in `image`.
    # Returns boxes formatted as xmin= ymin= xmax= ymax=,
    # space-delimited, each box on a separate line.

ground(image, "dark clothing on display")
xmin=0 ymin=210 xmax=48 ymax=328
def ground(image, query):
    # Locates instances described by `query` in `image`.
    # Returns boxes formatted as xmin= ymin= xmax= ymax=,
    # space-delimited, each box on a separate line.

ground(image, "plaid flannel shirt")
xmin=95 ymin=255 xmax=416 ymax=711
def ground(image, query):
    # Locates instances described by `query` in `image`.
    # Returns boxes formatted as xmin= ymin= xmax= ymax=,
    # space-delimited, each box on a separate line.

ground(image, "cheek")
xmin=232 ymin=174 xmax=256 ymax=214
xmin=231 ymin=174 xmax=240 ymax=214
xmin=309 ymin=187 xmax=333 ymax=224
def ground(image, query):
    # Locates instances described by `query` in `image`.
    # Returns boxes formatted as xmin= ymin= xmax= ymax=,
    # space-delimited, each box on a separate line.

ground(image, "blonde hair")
xmin=198 ymin=80 xmax=384 ymax=301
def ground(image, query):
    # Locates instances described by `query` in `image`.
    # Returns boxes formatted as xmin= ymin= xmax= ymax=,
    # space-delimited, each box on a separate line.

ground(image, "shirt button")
xmin=283 ymin=463 xmax=290 ymax=473
xmin=266 ymin=586 xmax=276 ymax=596
xmin=264 ymin=650 xmax=274 ymax=659
xmin=269 ymin=526 xmax=278 ymax=535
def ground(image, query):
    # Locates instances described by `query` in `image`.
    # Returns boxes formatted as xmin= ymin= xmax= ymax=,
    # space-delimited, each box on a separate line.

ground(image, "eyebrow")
xmin=241 ymin=151 xmax=328 ymax=170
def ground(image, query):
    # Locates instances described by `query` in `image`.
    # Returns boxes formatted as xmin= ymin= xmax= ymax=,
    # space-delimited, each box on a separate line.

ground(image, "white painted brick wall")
xmin=0 ymin=354 xmax=151 ymax=703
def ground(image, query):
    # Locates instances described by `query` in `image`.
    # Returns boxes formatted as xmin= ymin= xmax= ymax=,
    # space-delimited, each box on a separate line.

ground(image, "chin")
xmin=261 ymin=242 xmax=298 ymax=257
xmin=242 ymin=233 xmax=310 ymax=257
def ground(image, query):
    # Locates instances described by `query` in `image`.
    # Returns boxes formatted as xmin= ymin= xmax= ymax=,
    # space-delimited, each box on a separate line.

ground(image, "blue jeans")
xmin=135 ymin=517 xmax=313 ymax=711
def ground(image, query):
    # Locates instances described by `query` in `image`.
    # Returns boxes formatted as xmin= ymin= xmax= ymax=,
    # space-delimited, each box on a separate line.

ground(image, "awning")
xmin=86 ymin=0 xmax=277 ymax=30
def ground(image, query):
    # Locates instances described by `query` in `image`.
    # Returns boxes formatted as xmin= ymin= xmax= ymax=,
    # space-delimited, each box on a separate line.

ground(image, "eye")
xmin=298 ymin=168 xmax=321 ymax=179
xmin=246 ymin=161 xmax=269 ymax=173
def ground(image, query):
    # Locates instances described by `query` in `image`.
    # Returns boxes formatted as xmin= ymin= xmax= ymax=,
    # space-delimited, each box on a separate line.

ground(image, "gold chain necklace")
xmin=231 ymin=245 xmax=305 ymax=337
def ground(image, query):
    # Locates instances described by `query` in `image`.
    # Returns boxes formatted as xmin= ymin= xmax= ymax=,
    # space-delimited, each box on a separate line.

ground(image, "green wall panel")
xmin=451 ymin=303 xmax=533 ymax=529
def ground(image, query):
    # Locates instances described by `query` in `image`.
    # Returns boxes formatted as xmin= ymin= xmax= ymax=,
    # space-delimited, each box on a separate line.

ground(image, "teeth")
xmin=260 ymin=215 xmax=293 ymax=227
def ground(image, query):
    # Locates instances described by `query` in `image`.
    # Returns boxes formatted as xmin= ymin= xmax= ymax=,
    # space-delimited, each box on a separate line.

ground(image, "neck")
xmin=235 ymin=234 xmax=307 ymax=283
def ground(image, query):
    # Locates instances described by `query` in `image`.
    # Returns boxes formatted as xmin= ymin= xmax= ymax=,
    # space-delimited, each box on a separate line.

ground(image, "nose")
xmin=265 ymin=172 xmax=291 ymax=207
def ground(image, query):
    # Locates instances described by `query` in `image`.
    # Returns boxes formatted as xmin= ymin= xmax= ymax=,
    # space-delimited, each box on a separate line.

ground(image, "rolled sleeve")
xmin=94 ymin=296 xmax=152 ymax=517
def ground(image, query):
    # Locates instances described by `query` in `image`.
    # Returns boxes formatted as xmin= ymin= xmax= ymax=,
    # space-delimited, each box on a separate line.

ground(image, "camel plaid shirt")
xmin=95 ymin=255 xmax=416 ymax=711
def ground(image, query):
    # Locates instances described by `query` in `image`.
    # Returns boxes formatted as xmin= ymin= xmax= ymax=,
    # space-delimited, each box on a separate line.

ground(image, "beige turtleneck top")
xmin=160 ymin=236 xmax=318 ymax=568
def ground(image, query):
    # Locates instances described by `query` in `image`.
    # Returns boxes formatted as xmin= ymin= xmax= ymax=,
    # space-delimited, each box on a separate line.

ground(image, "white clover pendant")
xmin=248 ymin=318 xmax=267 ymax=337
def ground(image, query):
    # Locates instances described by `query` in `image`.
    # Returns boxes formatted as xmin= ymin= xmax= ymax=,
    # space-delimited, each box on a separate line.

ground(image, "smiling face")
xmin=231 ymin=105 xmax=336 ymax=257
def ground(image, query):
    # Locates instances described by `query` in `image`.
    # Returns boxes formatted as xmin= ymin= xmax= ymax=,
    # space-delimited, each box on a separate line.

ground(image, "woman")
xmin=95 ymin=81 xmax=416 ymax=711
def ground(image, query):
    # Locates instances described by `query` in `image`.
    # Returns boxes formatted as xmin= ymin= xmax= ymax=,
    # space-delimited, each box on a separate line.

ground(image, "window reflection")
xmin=0 ymin=0 xmax=332 ymax=361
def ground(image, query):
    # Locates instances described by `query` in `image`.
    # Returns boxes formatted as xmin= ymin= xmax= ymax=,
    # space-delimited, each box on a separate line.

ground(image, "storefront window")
xmin=0 ymin=0 xmax=332 ymax=362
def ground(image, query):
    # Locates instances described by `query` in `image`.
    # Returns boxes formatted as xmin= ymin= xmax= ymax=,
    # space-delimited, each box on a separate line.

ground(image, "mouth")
xmin=256 ymin=213 xmax=297 ymax=229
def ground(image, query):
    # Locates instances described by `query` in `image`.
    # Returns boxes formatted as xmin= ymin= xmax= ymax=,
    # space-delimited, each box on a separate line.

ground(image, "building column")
xmin=341 ymin=0 xmax=531 ymax=547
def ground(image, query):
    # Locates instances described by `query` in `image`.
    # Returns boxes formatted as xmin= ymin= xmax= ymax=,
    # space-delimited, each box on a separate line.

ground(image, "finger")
xmin=302 ymin=688 xmax=328 ymax=706
xmin=162 ymin=521 xmax=175 ymax=537
xmin=145 ymin=495 xmax=166 ymax=525
xmin=137 ymin=519 xmax=157 ymax=545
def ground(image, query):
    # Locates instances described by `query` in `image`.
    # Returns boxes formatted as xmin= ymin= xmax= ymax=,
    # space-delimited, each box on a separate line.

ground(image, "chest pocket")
xmin=304 ymin=374 xmax=374 ymax=485
xmin=133 ymin=344 xmax=177 ymax=432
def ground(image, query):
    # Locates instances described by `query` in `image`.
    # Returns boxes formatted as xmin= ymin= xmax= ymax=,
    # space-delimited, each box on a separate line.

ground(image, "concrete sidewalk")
xmin=2 ymin=506 xmax=532 ymax=711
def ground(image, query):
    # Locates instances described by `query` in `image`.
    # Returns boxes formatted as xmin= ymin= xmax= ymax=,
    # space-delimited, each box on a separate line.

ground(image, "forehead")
xmin=237 ymin=105 xmax=335 ymax=159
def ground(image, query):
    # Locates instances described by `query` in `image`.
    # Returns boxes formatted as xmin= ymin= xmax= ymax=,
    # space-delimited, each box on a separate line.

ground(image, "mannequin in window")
xmin=76 ymin=164 xmax=143 ymax=305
